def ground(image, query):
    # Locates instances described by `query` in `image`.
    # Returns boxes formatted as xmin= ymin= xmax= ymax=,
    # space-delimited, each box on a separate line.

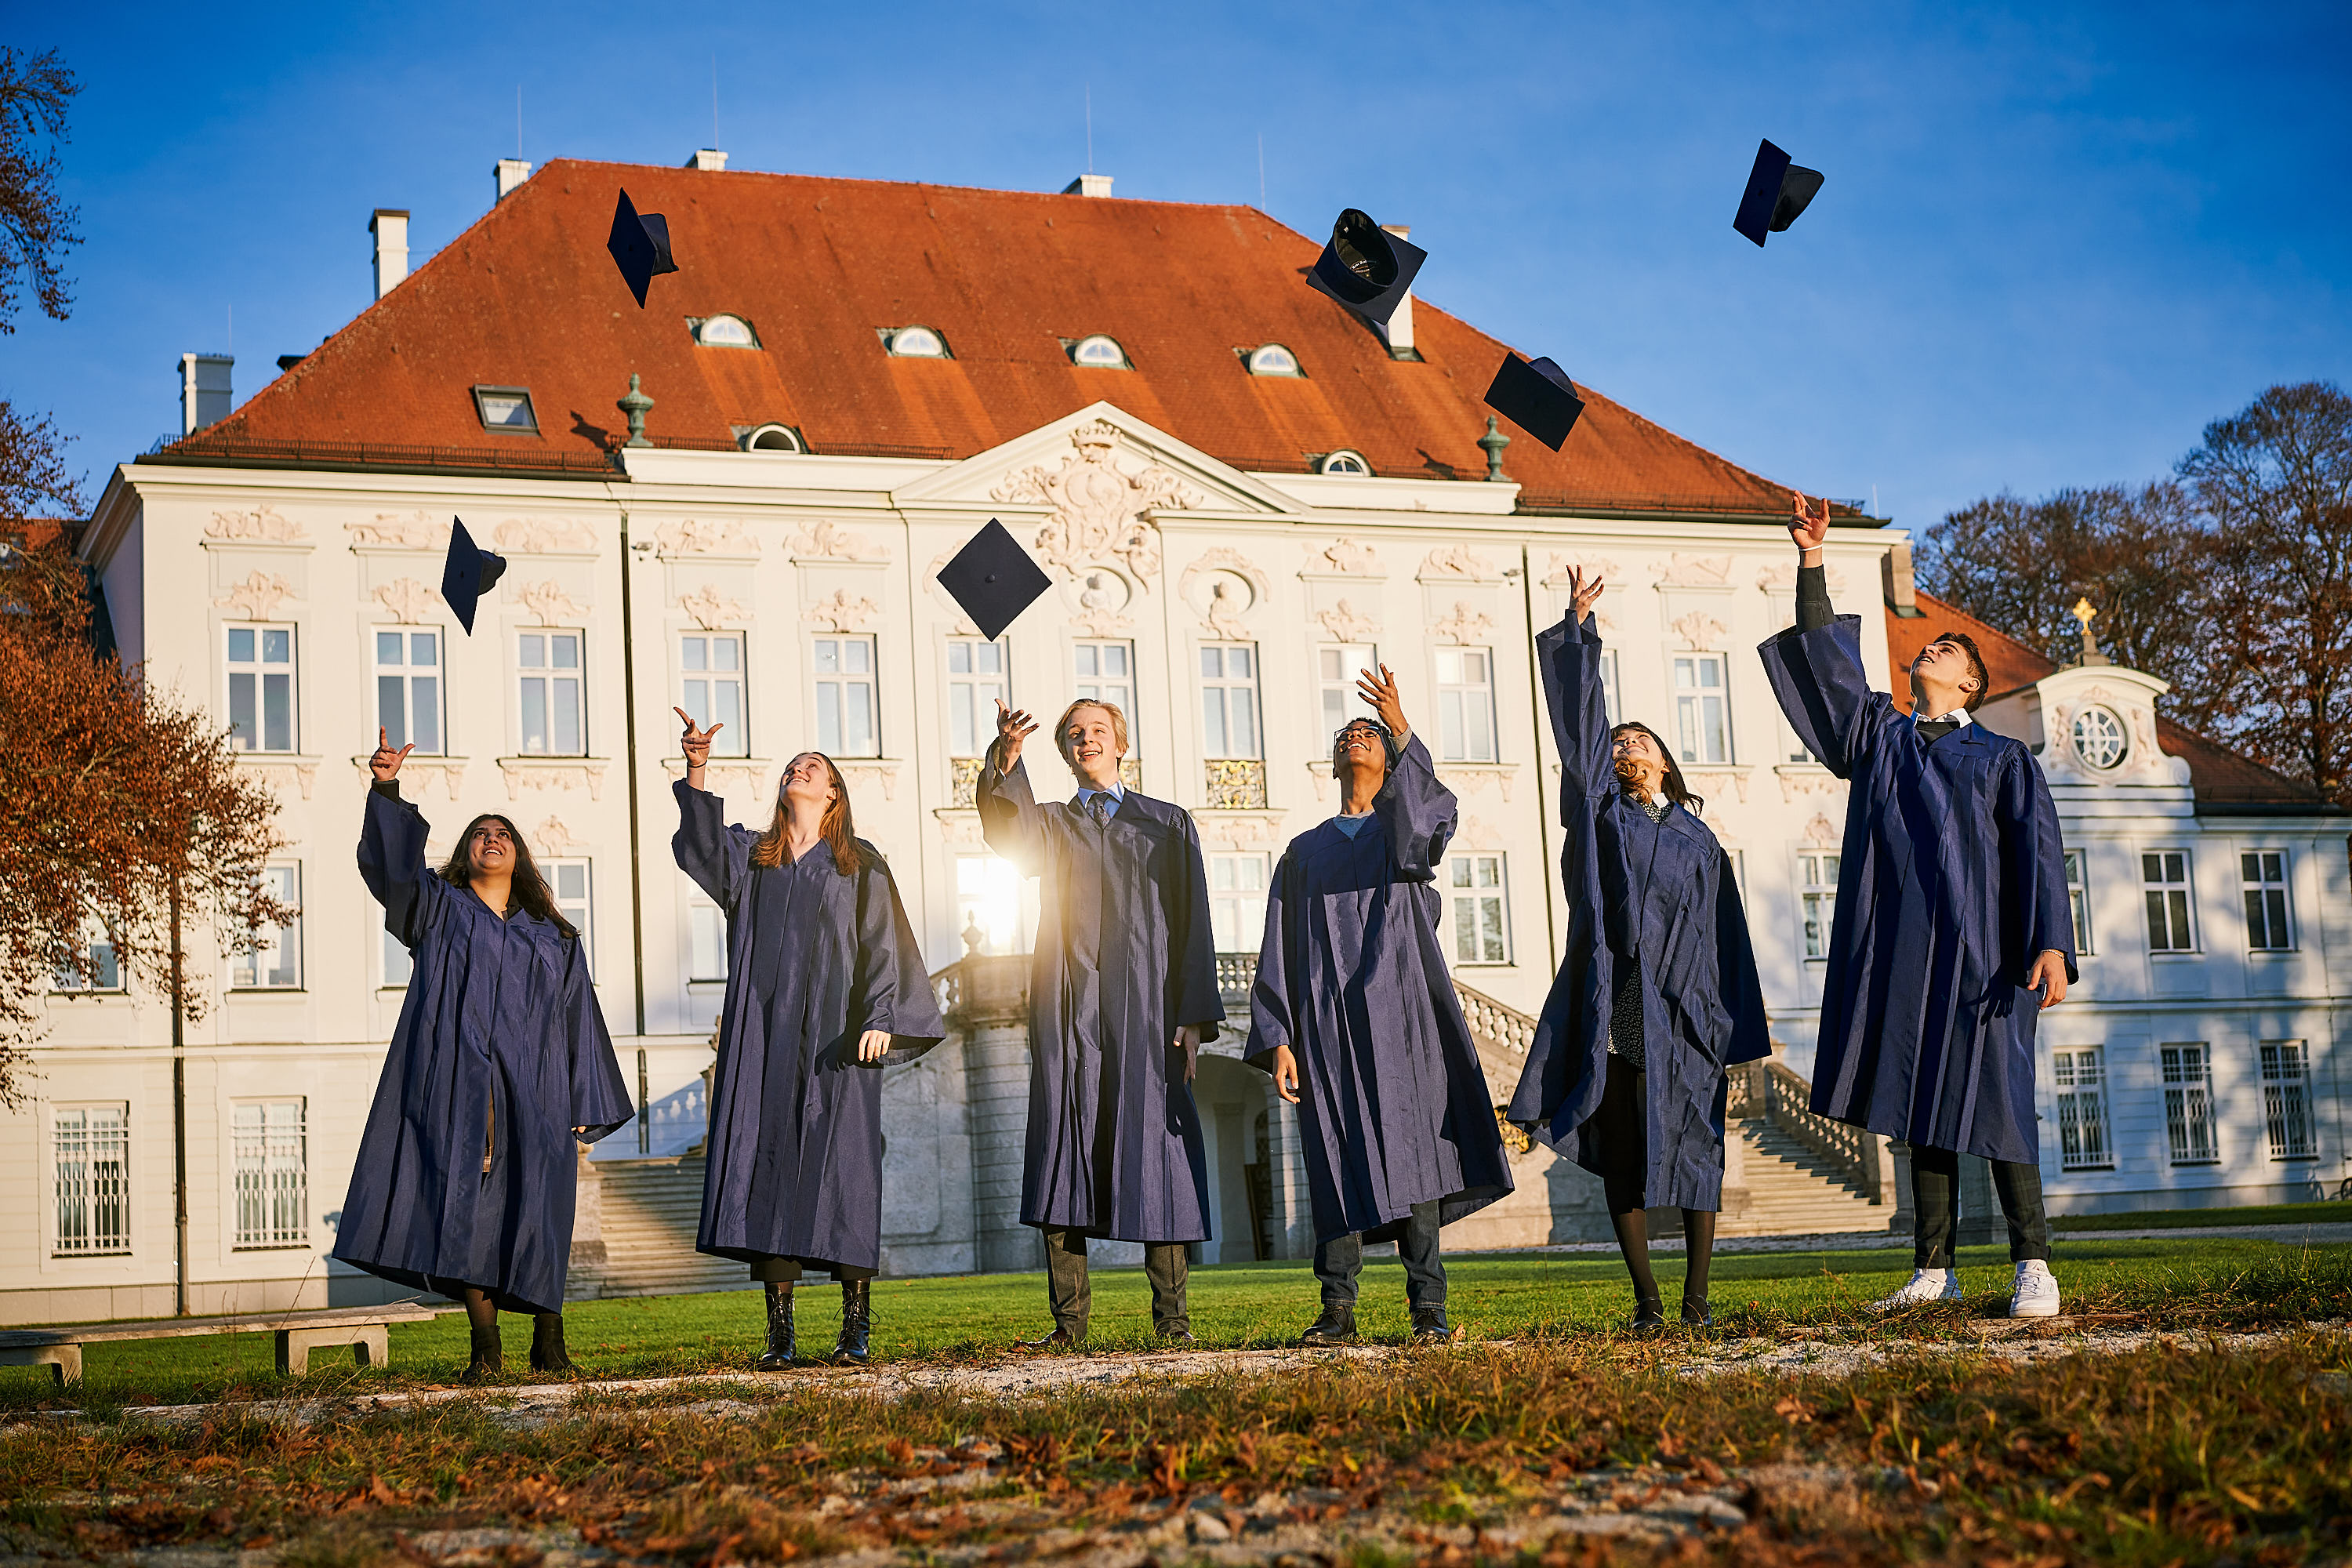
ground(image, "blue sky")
xmin=6 ymin=1 xmax=2347 ymax=533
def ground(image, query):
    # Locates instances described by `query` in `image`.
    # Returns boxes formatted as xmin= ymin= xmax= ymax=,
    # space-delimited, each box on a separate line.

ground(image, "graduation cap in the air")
xmin=1483 ymin=354 xmax=1587 ymax=451
xmin=1733 ymin=139 xmax=1825 ymax=248
xmin=1305 ymin=208 xmax=1428 ymax=328
xmin=606 ymin=187 xmax=680 ymax=307
xmin=937 ymin=519 xmax=1051 ymax=641
xmin=441 ymin=517 xmax=507 ymax=635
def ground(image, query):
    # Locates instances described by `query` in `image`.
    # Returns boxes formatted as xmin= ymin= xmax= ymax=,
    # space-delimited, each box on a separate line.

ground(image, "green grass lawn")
xmin=2049 ymin=1195 xmax=2351 ymax=1231
xmin=9 ymin=1232 xmax=2345 ymax=1411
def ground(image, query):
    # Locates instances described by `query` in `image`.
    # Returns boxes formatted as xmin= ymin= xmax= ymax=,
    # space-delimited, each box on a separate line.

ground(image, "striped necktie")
xmin=1089 ymin=793 xmax=1114 ymax=826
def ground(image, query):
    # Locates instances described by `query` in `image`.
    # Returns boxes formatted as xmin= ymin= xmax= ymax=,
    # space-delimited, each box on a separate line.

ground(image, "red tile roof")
xmin=169 ymin=160 xmax=1804 ymax=513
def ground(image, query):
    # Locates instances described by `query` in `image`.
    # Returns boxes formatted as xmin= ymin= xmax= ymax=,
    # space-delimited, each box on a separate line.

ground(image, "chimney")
xmin=495 ymin=158 xmax=532 ymax=201
xmin=1882 ymin=540 xmax=1924 ymax=618
xmin=1377 ymin=224 xmax=1417 ymax=358
xmin=180 ymin=352 xmax=233 ymax=436
xmin=1061 ymin=173 xmax=1113 ymax=197
xmin=685 ymin=148 xmax=728 ymax=171
xmin=369 ymin=209 xmax=410 ymax=301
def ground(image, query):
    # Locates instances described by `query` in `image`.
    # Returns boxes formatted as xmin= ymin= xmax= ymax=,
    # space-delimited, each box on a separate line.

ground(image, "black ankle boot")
xmin=1629 ymin=1296 xmax=1667 ymax=1335
xmin=463 ymin=1322 xmax=503 ymax=1382
xmin=1410 ymin=1307 xmax=1453 ymax=1345
xmin=1299 ymin=1305 xmax=1358 ymax=1347
xmin=529 ymin=1312 xmax=575 ymax=1374
xmin=833 ymin=1279 xmax=873 ymax=1366
xmin=756 ymin=1284 xmax=797 ymax=1371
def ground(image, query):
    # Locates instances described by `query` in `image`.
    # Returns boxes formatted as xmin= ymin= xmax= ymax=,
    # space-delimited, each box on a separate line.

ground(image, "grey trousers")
xmin=1313 ymin=1200 xmax=1446 ymax=1311
xmin=1041 ymin=1228 xmax=1189 ymax=1338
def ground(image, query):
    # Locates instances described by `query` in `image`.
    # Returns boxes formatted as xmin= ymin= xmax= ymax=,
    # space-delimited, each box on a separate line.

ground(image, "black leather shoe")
xmin=755 ymin=1285 xmax=797 ymax=1371
xmin=832 ymin=1279 xmax=873 ymax=1365
xmin=1156 ymin=1326 xmax=1196 ymax=1344
xmin=1679 ymin=1297 xmax=1712 ymax=1329
xmin=1409 ymin=1308 xmax=1452 ymax=1345
xmin=528 ymin=1312 xmax=575 ymax=1375
xmin=1016 ymin=1327 xmax=1080 ymax=1350
xmin=462 ymin=1323 xmax=503 ymax=1383
xmin=1629 ymin=1297 xmax=1667 ymax=1335
xmin=1299 ymin=1307 xmax=1358 ymax=1348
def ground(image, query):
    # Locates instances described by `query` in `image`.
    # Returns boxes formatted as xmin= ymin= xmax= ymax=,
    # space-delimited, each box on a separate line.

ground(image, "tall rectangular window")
xmin=955 ymin=854 xmax=1023 ymax=956
xmin=226 ymin=624 xmax=298 ymax=753
xmin=374 ymin=629 xmax=443 ymax=755
xmin=545 ymin=860 xmax=592 ymax=950
xmin=53 ymin=1104 xmax=129 ymax=1256
xmin=1317 ymin=644 xmax=1377 ymax=738
xmin=946 ymin=637 xmax=1008 ymax=759
xmin=1074 ymin=641 xmax=1136 ymax=729
xmin=678 ymin=633 xmax=747 ymax=756
xmin=2241 ymin=850 xmax=2292 ymax=951
xmin=53 ymin=924 xmax=122 ymax=993
xmin=2063 ymin=849 xmax=2094 ymax=956
xmin=518 ymin=630 xmax=585 ymax=756
xmin=688 ymin=897 xmax=729 ymax=982
xmin=2259 ymin=1041 xmax=2316 ymax=1160
xmin=1200 ymin=644 xmax=1261 ymax=759
xmin=231 ymin=863 xmax=302 ymax=989
xmin=383 ymin=930 xmax=412 ymax=989
xmin=813 ymin=636 xmax=879 ymax=757
xmin=2160 ymin=1044 xmax=2218 ymax=1164
xmin=1435 ymin=648 xmax=1497 ymax=762
xmin=1448 ymin=853 xmax=1511 ymax=964
xmin=232 ymin=1099 xmax=307 ymax=1248
xmin=1598 ymin=650 xmax=1624 ymax=727
xmin=1208 ymin=852 xmax=1271 ymax=954
xmin=1798 ymin=850 xmax=1839 ymax=960
xmin=2143 ymin=851 xmax=2195 ymax=952
xmin=1673 ymin=653 xmax=1730 ymax=764
xmin=2052 ymin=1047 xmax=2112 ymax=1171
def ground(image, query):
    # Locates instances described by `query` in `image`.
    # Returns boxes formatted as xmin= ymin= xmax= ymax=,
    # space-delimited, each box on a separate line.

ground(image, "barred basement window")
xmin=54 ymin=1104 xmax=130 ymax=1256
xmin=2259 ymin=1041 xmax=2316 ymax=1160
xmin=2052 ymin=1047 xmax=2112 ymax=1171
xmin=233 ymin=1100 xmax=308 ymax=1249
xmin=2161 ymin=1044 xmax=2218 ymax=1165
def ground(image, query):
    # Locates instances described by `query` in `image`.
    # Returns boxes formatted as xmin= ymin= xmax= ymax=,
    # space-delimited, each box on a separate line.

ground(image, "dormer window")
xmin=884 ymin=325 xmax=950 ymax=358
xmin=739 ymin=423 xmax=805 ymax=453
xmin=1246 ymin=343 xmax=1301 ymax=377
xmin=1318 ymin=450 xmax=1370 ymax=476
xmin=1069 ymin=334 xmax=1131 ymax=368
xmin=2072 ymin=706 xmax=2128 ymax=770
xmin=473 ymin=387 xmax=538 ymax=434
xmin=693 ymin=314 xmax=760 ymax=349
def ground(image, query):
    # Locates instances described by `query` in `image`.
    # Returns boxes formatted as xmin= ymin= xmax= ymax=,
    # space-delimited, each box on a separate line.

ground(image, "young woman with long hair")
xmin=1506 ymin=571 xmax=1771 ymax=1332
xmin=336 ymin=730 xmax=633 ymax=1381
xmin=671 ymin=713 xmax=943 ymax=1369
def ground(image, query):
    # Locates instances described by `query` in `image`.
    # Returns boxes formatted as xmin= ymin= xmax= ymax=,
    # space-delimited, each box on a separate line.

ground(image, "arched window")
xmin=885 ymin=325 xmax=949 ymax=358
xmin=1246 ymin=343 xmax=1301 ymax=377
xmin=1318 ymin=450 xmax=1370 ymax=476
xmin=739 ymin=423 xmax=804 ymax=453
xmin=2072 ymin=707 xmax=2128 ymax=769
xmin=695 ymin=314 xmax=759 ymax=348
xmin=1070 ymin=334 xmax=1130 ymax=368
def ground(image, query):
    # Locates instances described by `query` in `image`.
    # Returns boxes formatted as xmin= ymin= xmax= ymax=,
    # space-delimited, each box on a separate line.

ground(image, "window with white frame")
xmin=1448 ymin=853 xmax=1511 ymax=964
xmin=688 ymin=895 xmax=728 ymax=982
xmin=813 ymin=636 xmax=880 ymax=757
xmin=53 ymin=1104 xmax=129 ymax=1256
xmin=1798 ymin=850 xmax=1839 ymax=960
xmin=946 ymin=637 xmax=1008 ymax=759
xmin=678 ymin=633 xmax=747 ymax=756
xmin=232 ymin=864 xmax=302 ymax=989
xmin=2063 ymin=849 xmax=2094 ymax=956
xmin=1074 ymin=641 xmax=1137 ymax=743
xmin=545 ymin=860 xmax=592 ymax=949
xmin=1317 ymin=644 xmax=1377 ymax=739
xmin=1200 ymin=644 xmax=1261 ymax=759
xmin=226 ymin=624 xmax=299 ymax=753
xmin=383 ymin=930 xmax=412 ymax=989
xmin=1727 ymin=848 xmax=1748 ymax=907
xmin=232 ymin=1099 xmax=307 ymax=1248
xmin=517 ymin=630 xmax=585 ymax=756
xmin=1208 ymin=853 xmax=1271 ymax=954
xmin=2259 ymin=1040 xmax=2317 ymax=1160
xmin=1672 ymin=653 xmax=1730 ymax=764
xmin=2052 ymin=1047 xmax=2112 ymax=1171
xmin=1598 ymin=650 xmax=1623 ymax=726
xmin=375 ymin=629 xmax=443 ymax=755
xmin=2160 ymin=1044 xmax=2218 ymax=1164
xmin=954 ymin=854 xmax=1024 ymax=956
xmin=2143 ymin=850 xmax=2195 ymax=952
xmin=2241 ymin=850 xmax=2292 ymax=951
xmin=53 ymin=924 xmax=122 ymax=993
xmin=1435 ymin=648 xmax=1497 ymax=762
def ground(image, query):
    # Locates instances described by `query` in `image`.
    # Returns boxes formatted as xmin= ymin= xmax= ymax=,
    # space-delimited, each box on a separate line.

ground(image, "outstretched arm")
xmin=1759 ymin=494 xmax=1892 ymax=779
xmin=975 ymin=698 xmax=1049 ymax=870
xmin=1360 ymin=664 xmax=1456 ymax=880
xmin=358 ymin=727 xmax=445 ymax=949
xmin=1535 ymin=568 xmax=1614 ymax=812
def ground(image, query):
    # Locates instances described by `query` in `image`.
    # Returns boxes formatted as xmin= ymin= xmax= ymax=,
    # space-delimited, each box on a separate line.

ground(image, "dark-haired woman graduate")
xmin=1506 ymin=569 xmax=1769 ymax=1330
xmin=336 ymin=729 xmax=633 ymax=1381
xmin=671 ymin=712 xmax=944 ymax=1368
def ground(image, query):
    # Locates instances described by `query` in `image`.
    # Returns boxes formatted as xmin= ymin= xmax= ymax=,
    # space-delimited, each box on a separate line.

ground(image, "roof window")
xmin=739 ymin=423 xmax=805 ymax=453
xmin=1069 ymin=334 xmax=1131 ymax=368
xmin=1318 ymin=450 xmax=1371 ymax=476
xmin=884 ymin=325 xmax=950 ymax=358
xmin=473 ymin=386 xmax=538 ymax=434
xmin=1246 ymin=343 xmax=1301 ymax=377
xmin=693 ymin=314 xmax=760 ymax=349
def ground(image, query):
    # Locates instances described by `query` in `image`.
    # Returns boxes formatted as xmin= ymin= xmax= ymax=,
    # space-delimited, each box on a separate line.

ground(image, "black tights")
xmin=1605 ymin=1176 xmax=1717 ymax=1306
xmin=1909 ymin=1145 xmax=2051 ymax=1267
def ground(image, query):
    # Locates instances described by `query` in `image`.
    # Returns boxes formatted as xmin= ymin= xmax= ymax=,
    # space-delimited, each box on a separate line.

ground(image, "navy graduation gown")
xmin=976 ymin=758 xmax=1222 ymax=1244
xmin=1243 ymin=735 xmax=1513 ymax=1243
xmin=1508 ymin=615 xmax=1770 ymax=1210
xmin=1759 ymin=614 xmax=2075 ymax=1163
xmin=671 ymin=782 xmax=946 ymax=1275
xmin=335 ymin=786 xmax=632 ymax=1316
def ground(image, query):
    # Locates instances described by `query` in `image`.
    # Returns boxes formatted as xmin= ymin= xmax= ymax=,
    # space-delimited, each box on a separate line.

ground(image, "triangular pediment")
xmin=890 ymin=402 xmax=1302 ymax=516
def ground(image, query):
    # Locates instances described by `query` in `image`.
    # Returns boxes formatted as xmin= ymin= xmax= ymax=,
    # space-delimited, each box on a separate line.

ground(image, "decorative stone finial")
xmin=2070 ymin=597 xmax=2111 ymax=666
xmin=619 ymin=373 xmax=654 ymax=448
xmin=962 ymin=911 xmax=989 ymax=956
xmin=1478 ymin=415 xmax=1510 ymax=483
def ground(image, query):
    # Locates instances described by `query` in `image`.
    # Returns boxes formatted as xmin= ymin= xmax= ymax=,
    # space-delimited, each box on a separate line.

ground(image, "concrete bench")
xmin=0 ymin=1302 xmax=445 ymax=1385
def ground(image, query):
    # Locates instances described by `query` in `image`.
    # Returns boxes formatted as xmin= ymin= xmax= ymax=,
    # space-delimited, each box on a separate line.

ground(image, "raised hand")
xmin=1355 ymin=662 xmax=1411 ymax=746
xmin=370 ymin=726 xmax=413 ymax=782
xmin=1567 ymin=564 xmax=1606 ymax=624
xmin=993 ymin=697 xmax=1039 ymax=768
xmin=1789 ymin=491 xmax=1831 ymax=557
xmin=673 ymin=706 xmax=724 ymax=772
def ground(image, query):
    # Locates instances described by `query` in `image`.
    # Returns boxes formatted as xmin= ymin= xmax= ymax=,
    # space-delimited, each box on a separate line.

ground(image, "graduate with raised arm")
xmin=977 ymin=696 xmax=1222 ymax=1348
xmin=1246 ymin=666 xmax=1512 ymax=1346
xmin=671 ymin=715 xmax=945 ymax=1368
xmin=338 ymin=730 xmax=633 ymax=1382
xmin=1505 ymin=571 xmax=1769 ymax=1331
xmin=1761 ymin=495 xmax=2075 ymax=1318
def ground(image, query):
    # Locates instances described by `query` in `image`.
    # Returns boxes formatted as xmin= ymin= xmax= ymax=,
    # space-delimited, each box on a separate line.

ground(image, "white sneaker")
xmin=1871 ymin=1268 xmax=1962 ymax=1311
xmin=2009 ymin=1260 xmax=2060 ymax=1319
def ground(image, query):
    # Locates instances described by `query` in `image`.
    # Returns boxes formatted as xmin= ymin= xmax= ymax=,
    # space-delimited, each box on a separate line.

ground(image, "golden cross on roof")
xmin=2071 ymin=597 xmax=2097 ymax=628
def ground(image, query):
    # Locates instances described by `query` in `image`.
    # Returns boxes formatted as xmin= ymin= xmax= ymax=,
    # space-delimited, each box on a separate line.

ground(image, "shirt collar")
xmin=1915 ymin=705 xmax=1974 ymax=729
xmin=1073 ymin=780 xmax=1127 ymax=807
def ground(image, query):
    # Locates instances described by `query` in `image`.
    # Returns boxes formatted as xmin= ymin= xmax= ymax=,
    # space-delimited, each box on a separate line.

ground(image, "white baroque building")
xmin=6 ymin=157 xmax=2343 ymax=1323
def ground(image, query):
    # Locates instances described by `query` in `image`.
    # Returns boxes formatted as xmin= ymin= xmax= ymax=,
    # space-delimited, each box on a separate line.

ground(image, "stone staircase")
xmin=581 ymin=1156 xmax=748 ymax=1299
xmin=1722 ymin=1119 xmax=1892 ymax=1236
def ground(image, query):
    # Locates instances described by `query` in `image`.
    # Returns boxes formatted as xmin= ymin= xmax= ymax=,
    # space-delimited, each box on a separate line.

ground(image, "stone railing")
xmin=1455 ymin=982 xmax=1536 ymax=1062
xmin=1216 ymin=953 xmax=1258 ymax=1009
xmin=1728 ymin=1057 xmax=1893 ymax=1205
xmin=1203 ymin=759 xmax=1269 ymax=809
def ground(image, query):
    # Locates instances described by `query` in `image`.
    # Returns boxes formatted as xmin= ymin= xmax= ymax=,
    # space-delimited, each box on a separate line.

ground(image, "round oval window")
xmin=2072 ymin=706 xmax=2128 ymax=769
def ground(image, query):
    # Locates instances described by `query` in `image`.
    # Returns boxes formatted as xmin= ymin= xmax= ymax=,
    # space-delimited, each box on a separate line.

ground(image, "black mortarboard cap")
xmin=441 ymin=517 xmax=508 ymax=635
xmin=606 ymin=187 xmax=680 ymax=307
xmin=1733 ymin=139 xmax=1825 ymax=247
xmin=1304 ymin=208 xmax=1428 ymax=328
xmin=937 ymin=519 xmax=1051 ymax=641
xmin=1483 ymin=354 xmax=1586 ymax=451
